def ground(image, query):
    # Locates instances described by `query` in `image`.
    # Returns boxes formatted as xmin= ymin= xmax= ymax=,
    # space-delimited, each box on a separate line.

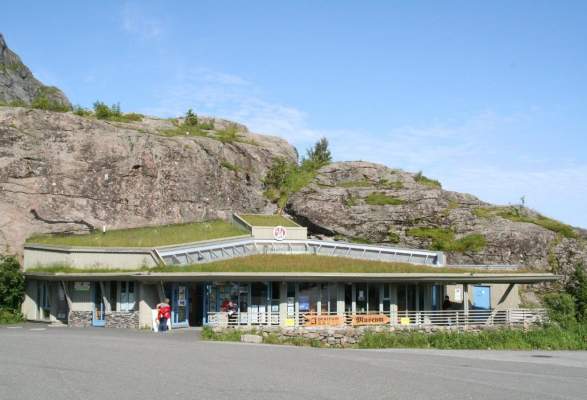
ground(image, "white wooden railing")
xmin=206 ymin=309 xmax=547 ymax=328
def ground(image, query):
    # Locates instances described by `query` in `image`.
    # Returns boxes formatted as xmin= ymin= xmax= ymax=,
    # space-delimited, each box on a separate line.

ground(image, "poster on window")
xmin=74 ymin=282 xmax=90 ymax=291
xmin=299 ymin=296 xmax=309 ymax=312
xmin=178 ymin=286 xmax=186 ymax=306
xmin=358 ymin=290 xmax=365 ymax=301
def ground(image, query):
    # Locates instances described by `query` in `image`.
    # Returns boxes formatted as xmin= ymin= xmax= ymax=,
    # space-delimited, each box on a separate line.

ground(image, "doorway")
xmin=189 ymin=283 xmax=204 ymax=326
xmin=92 ymin=283 xmax=106 ymax=327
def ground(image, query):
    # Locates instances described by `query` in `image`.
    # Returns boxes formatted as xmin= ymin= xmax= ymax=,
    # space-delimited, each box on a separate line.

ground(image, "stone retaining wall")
xmin=69 ymin=311 xmax=92 ymax=328
xmin=105 ymin=311 xmax=139 ymax=329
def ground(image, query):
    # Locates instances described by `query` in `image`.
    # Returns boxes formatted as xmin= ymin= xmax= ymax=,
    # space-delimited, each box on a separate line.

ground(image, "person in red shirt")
xmin=157 ymin=298 xmax=171 ymax=332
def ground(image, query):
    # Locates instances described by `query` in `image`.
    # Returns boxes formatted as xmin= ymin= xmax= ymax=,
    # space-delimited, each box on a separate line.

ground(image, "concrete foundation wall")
xmin=139 ymin=283 xmax=159 ymax=329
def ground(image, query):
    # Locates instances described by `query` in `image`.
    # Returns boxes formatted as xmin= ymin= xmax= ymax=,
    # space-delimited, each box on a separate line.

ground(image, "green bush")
xmin=220 ymin=161 xmax=240 ymax=172
xmin=543 ymin=292 xmax=576 ymax=328
xmin=73 ymin=105 xmax=92 ymax=117
xmin=566 ymin=264 xmax=587 ymax=323
xmin=93 ymin=101 xmax=143 ymax=123
xmin=302 ymin=137 xmax=331 ymax=170
xmin=0 ymin=256 xmax=24 ymax=313
xmin=365 ymin=192 xmax=404 ymax=206
xmin=262 ymin=141 xmax=326 ymax=210
xmin=184 ymin=109 xmax=198 ymax=126
xmin=0 ymin=309 xmax=23 ymax=324
xmin=31 ymin=88 xmax=70 ymax=112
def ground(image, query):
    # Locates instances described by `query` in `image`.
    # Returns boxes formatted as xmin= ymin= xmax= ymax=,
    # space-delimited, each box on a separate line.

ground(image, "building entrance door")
xmin=473 ymin=285 xmax=491 ymax=310
xmin=189 ymin=284 xmax=204 ymax=326
xmin=170 ymin=284 xmax=189 ymax=328
xmin=92 ymin=283 xmax=106 ymax=327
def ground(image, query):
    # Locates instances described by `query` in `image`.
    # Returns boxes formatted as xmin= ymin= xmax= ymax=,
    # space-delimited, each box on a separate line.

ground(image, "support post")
xmin=463 ymin=284 xmax=469 ymax=329
xmin=99 ymin=281 xmax=110 ymax=313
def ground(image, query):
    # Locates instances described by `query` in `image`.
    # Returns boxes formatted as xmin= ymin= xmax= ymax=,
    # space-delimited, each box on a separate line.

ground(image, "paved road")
xmin=1 ymin=324 xmax=586 ymax=400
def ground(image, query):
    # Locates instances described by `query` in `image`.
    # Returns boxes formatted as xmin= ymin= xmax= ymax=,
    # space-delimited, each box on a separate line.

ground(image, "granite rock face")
xmin=288 ymin=161 xmax=587 ymax=277
xmin=0 ymin=107 xmax=296 ymax=253
xmin=0 ymin=34 xmax=71 ymax=109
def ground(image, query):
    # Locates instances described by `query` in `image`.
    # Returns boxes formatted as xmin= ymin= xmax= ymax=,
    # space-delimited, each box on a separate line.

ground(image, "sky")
xmin=3 ymin=1 xmax=587 ymax=227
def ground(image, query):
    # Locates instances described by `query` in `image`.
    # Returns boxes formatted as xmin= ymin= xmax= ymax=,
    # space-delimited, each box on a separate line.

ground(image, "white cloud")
xmin=120 ymin=2 xmax=163 ymax=40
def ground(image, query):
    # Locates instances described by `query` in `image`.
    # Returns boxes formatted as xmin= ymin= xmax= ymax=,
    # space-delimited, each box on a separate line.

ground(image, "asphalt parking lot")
xmin=1 ymin=324 xmax=586 ymax=400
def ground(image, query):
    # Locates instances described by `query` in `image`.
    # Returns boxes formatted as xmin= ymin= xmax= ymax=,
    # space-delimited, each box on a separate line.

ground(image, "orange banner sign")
xmin=351 ymin=314 xmax=390 ymax=326
xmin=304 ymin=315 xmax=345 ymax=327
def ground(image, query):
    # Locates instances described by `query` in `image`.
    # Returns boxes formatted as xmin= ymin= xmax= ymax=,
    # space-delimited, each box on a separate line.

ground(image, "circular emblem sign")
xmin=273 ymin=225 xmax=288 ymax=241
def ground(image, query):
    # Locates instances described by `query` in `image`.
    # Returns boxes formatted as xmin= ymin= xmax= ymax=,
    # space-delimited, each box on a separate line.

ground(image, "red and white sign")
xmin=273 ymin=225 xmax=287 ymax=241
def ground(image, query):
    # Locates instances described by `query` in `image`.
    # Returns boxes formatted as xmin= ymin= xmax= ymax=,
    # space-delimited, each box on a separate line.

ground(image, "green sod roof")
xmin=26 ymin=220 xmax=248 ymax=248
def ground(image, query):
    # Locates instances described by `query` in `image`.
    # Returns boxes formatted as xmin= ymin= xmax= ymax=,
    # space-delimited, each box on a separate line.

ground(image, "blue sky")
xmin=3 ymin=1 xmax=587 ymax=227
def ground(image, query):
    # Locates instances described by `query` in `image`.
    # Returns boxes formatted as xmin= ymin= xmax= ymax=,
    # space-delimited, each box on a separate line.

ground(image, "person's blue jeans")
xmin=159 ymin=317 xmax=168 ymax=332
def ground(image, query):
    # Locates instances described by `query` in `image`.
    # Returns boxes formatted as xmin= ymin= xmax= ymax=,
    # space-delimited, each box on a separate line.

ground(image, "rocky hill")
xmin=0 ymin=33 xmax=585 ymax=280
xmin=0 ymin=34 xmax=70 ymax=109
xmin=288 ymin=162 xmax=587 ymax=277
xmin=0 ymin=107 xmax=296 ymax=253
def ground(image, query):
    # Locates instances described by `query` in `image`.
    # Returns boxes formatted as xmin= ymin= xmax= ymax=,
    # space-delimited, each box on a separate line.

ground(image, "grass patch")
xmin=220 ymin=161 xmax=240 ymax=172
xmin=407 ymin=227 xmax=486 ymax=252
xmin=26 ymin=220 xmax=248 ymax=248
xmin=414 ymin=171 xmax=442 ymax=189
xmin=0 ymin=309 xmax=23 ymax=325
xmin=344 ymin=194 xmax=358 ymax=207
xmin=160 ymin=124 xmax=209 ymax=137
xmin=201 ymin=326 xmax=245 ymax=341
xmin=474 ymin=206 xmax=577 ymax=239
xmin=358 ymin=324 xmax=587 ymax=350
xmin=365 ymin=192 xmax=404 ymax=206
xmin=27 ymin=265 xmax=139 ymax=274
xmin=377 ymin=178 xmax=404 ymax=190
xmin=239 ymin=214 xmax=299 ymax=227
xmin=152 ymin=254 xmax=507 ymax=274
xmin=27 ymin=254 xmax=525 ymax=275
xmin=215 ymin=124 xmax=242 ymax=143
xmin=337 ymin=179 xmax=374 ymax=188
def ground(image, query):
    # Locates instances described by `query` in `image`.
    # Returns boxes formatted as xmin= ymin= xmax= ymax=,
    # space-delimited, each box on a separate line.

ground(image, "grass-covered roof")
xmin=26 ymin=219 xmax=248 ymax=248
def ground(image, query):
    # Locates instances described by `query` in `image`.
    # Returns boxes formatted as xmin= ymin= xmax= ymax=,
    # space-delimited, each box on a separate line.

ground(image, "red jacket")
xmin=158 ymin=304 xmax=171 ymax=320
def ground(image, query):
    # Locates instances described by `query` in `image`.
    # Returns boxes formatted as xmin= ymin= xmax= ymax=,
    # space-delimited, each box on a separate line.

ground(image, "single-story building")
xmin=22 ymin=214 xmax=558 ymax=330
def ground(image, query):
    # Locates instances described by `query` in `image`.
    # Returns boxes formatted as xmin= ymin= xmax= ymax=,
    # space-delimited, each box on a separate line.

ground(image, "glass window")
xmin=344 ymin=284 xmax=352 ymax=313
xmin=109 ymin=282 xmax=117 ymax=312
xmin=356 ymin=283 xmax=368 ymax=313
xmin=120 ymin=281 xmax=136 ymax=311
xmin=368 ymin=284 xmax=380 ymax=313
xmin=329 ymin=284 xmax=338 ymax=314
xmin=298 ymin=283 xmax=319 ymax=313
xmin=397 ymin=284 xmax=407 ymax=312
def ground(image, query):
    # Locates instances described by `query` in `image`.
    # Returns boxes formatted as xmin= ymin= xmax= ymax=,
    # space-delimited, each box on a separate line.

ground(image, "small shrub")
xmin=344 ymin=194 xmax=358 ymax=207
xmin=302 ymin=137 xmax=331 ymax=170
xmin=73 ymin=105 xmax=92 ymax=117
xmin=216 ymin=124 xmax=241 ymax=143
xmin=414 ymin=171 xmax=442 ymax=188
xmin=31 ymin=88 xmax=70 ymax=112
xmin=388 ymin=230 xmax=401 ymax=244
xmin=0 ymin=309 xmax=23 ymax=324
xmin=543 ymin=293 xmax=576 ymax=328
xmin=365 ymin=192 xmax=404 ymax=206
xmin=184 ymin=109 xmax=198 ymax=126
xmin=220 ymin=161 xmax=240 ymax=172
xmin=93 ymin=101 xmax=142 ymax=122
xmin=377 ymin=178 xmax=404 ymax=190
